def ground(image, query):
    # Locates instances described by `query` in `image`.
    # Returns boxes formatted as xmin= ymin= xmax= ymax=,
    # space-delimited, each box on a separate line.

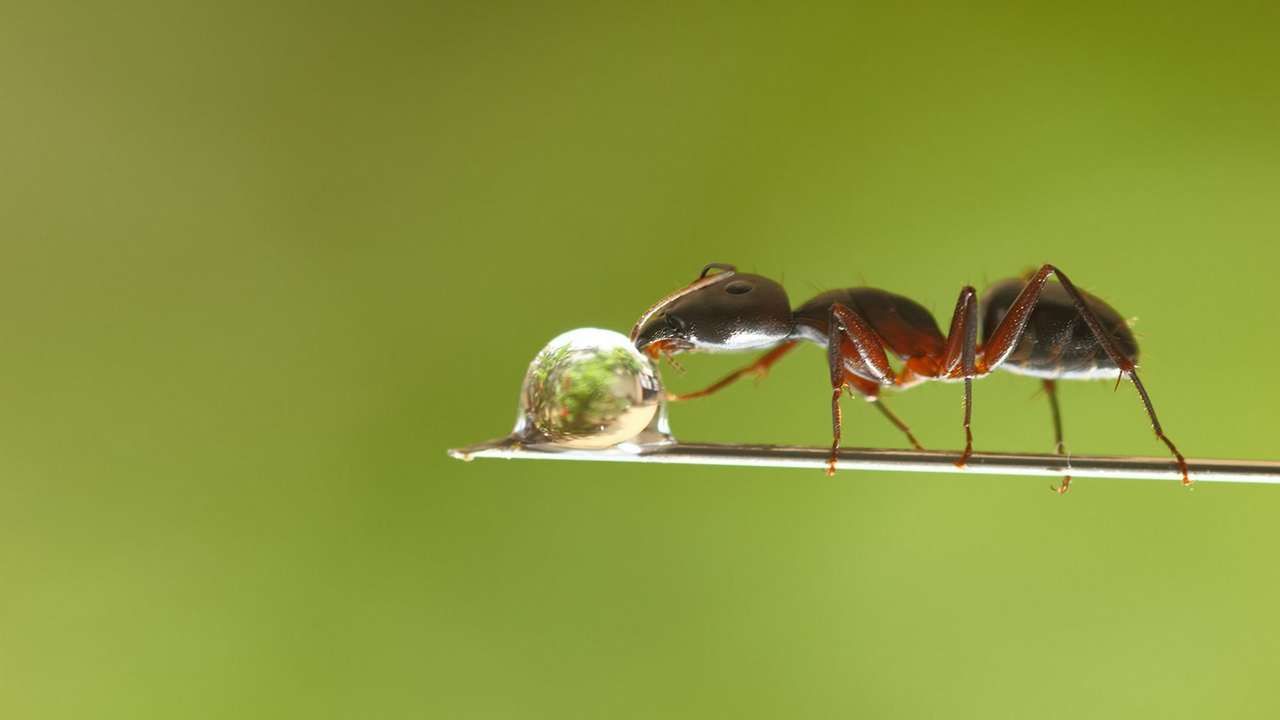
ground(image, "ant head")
xmin=631 ymin=263 xmax=793 ymax=356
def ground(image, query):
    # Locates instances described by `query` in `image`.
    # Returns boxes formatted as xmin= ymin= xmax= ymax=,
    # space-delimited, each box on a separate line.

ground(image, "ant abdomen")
xmin=980 ymin=279 xmax=1138 ymax=380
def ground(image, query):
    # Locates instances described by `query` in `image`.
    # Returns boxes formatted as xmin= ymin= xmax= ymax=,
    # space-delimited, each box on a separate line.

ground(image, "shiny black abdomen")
xmin=980 ymin=279 xmax=1138 ymax=380
xmin=794 ymin=288 xmax=947 ymax=360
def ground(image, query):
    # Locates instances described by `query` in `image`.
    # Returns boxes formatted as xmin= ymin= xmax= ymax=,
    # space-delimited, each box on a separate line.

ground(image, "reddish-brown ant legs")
xmin=821 ymin=286 xmax=977 ymax=474
xmin=632 ymin=262 xmax=1188 ymax=488
xmin=980 ymin=264 xmax=1189 ymax=486
xmin=851 ymin=382 xmax=925 ymax=452
xmin=666 ymin=340 xmax=927 ymax=453
xmin=937 ymin=286 xmax=979 ymax=467
xmin=826 ymin=302 xmax=902 ymax=474
xmin=665 ymin=342 xmax=798 ymax=401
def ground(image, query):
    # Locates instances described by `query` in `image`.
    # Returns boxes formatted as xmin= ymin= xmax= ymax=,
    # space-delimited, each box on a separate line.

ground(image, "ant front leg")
xmin=825 ymin=303 xmax=896 ymax=475
xmin=666 ymin=341 xmax=799 ymax=401
xmin=984 ymin=264 xmax=1189 ymax=485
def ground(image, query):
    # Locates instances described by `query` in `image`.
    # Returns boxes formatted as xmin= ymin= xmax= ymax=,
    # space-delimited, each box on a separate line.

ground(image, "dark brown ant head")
xmin=631 ymin=263 xmax=793 ymax=357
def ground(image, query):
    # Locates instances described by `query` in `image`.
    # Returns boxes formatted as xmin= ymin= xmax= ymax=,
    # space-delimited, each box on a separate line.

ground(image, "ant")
xmin=630 ymin=263 xmax=1188 ymax=493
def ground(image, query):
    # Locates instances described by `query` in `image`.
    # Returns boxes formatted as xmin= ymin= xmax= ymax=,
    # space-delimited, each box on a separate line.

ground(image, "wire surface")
xmin=448 ymin=439 xmax=1280 ymax=485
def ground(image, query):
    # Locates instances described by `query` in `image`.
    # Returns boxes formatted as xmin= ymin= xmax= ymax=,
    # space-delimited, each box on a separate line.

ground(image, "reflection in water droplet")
xmin=513 ymin=328 xmax=672 ymax=449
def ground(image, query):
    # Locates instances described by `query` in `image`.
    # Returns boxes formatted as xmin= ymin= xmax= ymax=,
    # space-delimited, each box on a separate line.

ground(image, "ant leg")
xmin=667 ymin=341 xmax=799 ymax=401
xmin=938 ymin=286 xmax=979 ymax=467
xmin=1043 ymin=379 xmax=1065 ymax=452
xmin=1043 ymin=379 xmax=1072 ymax=494
xmin=830 ymin=303 xmax=895 ymax=384
xmin=984 ymin=264 xmax=1189 ymax=485
xmin=828 ymin=384 xmax=844 ymax=476
xmin=845 ymin=375 xmax=926 ymax=451
xmin=874 ymin=399 xmax=925 ymax=451
xmin=825 ymin=303 xmax=897 ymax=475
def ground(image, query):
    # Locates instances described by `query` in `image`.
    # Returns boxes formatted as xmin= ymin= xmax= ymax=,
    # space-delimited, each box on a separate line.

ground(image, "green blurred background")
xmin=3 ymin=1 xmax=1279 ymax=717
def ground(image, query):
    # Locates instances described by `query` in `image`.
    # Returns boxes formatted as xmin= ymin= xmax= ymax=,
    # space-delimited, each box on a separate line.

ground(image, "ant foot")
xmin=825 ymin=452 xmax=838 ymax=476
xmin=1051 ymin=478 xmax=1072 ymax=495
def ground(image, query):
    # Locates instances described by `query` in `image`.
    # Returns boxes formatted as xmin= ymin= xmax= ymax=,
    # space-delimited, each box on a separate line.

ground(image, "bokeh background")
xmin=3 ymin=1 xmax=1279 ymax=718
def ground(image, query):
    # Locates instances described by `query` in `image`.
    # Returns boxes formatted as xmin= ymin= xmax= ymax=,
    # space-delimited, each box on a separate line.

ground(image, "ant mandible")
xmin=630 ymin=263 xmax=1189 ymax=493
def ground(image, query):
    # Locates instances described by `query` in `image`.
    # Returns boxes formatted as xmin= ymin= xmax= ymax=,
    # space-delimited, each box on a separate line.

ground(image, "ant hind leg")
xmin=983 ymin=264 xmax=1189 ymax=486
xmin=1042 ymin=379 xmax=1072 ymax=494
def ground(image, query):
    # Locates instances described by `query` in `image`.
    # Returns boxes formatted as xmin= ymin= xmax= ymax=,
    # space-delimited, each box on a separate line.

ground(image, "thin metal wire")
xmin=448 ymin=438 xmax=1280 ymax=485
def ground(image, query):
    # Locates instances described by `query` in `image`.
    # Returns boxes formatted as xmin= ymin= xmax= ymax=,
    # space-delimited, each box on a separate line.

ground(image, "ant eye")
xmin=725 ymin=281 xmax=753 ymax=295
